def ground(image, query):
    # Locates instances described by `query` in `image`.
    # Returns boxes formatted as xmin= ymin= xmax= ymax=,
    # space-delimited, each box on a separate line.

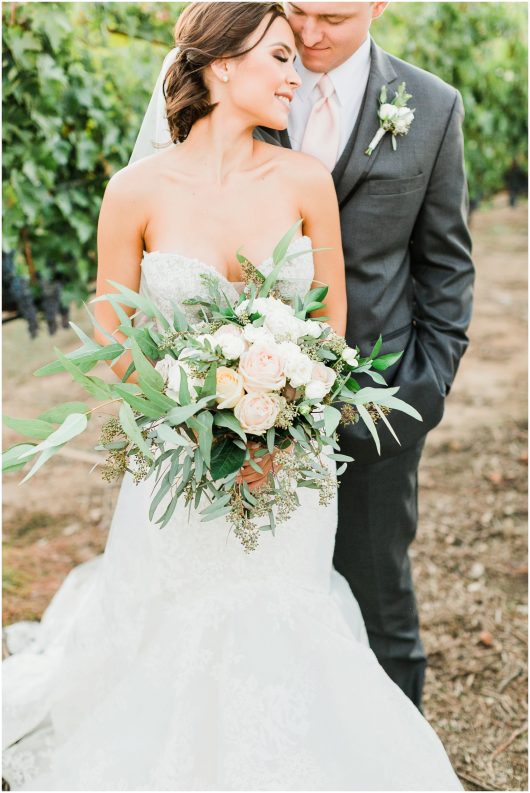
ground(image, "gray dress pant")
xmin=333 ymin=436 xmax=427 ymax=710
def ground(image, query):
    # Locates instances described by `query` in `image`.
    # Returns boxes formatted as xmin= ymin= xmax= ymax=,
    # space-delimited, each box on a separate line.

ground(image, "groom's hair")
xmin=164 ymin=1 xmax=286 ymax=143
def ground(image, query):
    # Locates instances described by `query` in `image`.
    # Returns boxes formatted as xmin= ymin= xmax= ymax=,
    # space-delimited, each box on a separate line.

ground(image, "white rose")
xmin=242 ymin=324 xmax=275 ymax=345
xmin=396 ymin=106 xmax=414 ymax=124
xmin=341 ymin=347 xmax=359 ymax=368
xmin=305 ymin=380 xmax=328 ymax=400
xmin=283 ymin=351 xmax=314 ymax=388
xmin=236 ymin=296 xmax=293 ymax=319
xmin=304 ymin=320 xmax=323 ymax=339
xmin=212 ymin=325 xmax=247 ymax=360
xmin=166 ymin=360 xmax=198 ymax=403
xmin=253 ymin=297 xmax=294 ymax=316
xmin=264 ymin=312 xmax=303 ymax=342
xmin=197 ymin=333 xmax=216 ymax=347
xmin=277 ymin=341 xmax=302 ymax=368
xmin=378 ymin=103 xmax=399 ymax=121
xmin=155 ymin=355 xmax=174 ymax=382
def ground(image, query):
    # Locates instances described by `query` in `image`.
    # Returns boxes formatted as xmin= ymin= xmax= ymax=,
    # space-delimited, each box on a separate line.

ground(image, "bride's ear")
xmin=209 ymin=58 xmax=231 ymax=85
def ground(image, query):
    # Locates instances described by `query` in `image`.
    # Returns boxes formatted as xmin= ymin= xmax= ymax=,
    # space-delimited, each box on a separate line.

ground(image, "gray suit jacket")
xmin=256 ymin=41 xmax=474 ymax=463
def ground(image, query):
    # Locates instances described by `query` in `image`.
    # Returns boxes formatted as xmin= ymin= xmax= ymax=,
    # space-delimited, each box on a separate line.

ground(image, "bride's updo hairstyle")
xmin=164 ymin=2 xmax=286 ymax=143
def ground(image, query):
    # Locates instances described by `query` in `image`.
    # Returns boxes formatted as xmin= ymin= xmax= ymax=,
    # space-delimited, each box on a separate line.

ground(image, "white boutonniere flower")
xmin=365 ymin=82 xmax=415 ymax=156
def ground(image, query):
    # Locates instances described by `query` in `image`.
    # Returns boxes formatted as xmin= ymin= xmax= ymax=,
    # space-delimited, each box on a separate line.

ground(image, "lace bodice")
xmin=139 ymin=235 xmax=314 ymax=324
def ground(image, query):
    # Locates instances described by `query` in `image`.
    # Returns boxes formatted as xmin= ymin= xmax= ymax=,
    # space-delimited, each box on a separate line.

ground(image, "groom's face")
xmin=286 ymin=2 xmax=388 ymax=73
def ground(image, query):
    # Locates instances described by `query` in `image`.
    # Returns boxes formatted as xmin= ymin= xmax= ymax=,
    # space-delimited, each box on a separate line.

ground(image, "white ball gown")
xmin=2 ymin=236 xmax=463 ymax=791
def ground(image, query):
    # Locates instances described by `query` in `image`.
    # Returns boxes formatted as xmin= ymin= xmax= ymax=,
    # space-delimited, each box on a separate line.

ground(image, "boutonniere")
xmin=365 ymin=82 xmax=415 ymax=156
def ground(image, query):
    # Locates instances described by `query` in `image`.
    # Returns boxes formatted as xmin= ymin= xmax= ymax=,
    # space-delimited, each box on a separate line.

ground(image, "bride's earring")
xmin=222 ymin=75 xmax=228 ymax=83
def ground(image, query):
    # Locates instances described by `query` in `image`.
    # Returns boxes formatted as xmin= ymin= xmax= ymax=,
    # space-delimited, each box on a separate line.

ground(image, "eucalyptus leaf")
xmin=3 ymin=416 xmax=56 ymax=440
xmin=38 ymin=402 xmax=89 ymax=425
xmin=213 ymin=411 xmax=247 ymax=442
xmin=20 ymin=443 xmax=66 ymax=484
xmin=18 ymin=413 xmax=88 ymax=460
xmin=322 ymin=405 xmax=342 ymax=437
xmin=156 ymin=423 xmax=193 ymax=447
xmin=357 ymin=404 xmax=381 ymax=455
xmin=112 ymin=385 xmax=162 ymax=420
xmin=166 ymin=397 xmax=214 ymax=426
xmin=119 ymin=401 xmax=153 ymax=459
xmin=2 ymin=443 xmax=35 ymax=473
xmin=50 ymin=349 xmax=112 ymax=400
xmin=130 ymin=338 xmax=165 ymax=393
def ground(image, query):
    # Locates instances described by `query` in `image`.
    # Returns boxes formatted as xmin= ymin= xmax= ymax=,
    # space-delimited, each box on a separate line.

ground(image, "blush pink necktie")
xmin=300 ymin=73 xmax=340 ymax=171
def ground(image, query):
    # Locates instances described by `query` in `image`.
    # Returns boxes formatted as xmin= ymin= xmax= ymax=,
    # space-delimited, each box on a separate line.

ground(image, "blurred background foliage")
xmin=2 ymin=1 xmax=527 ymax=336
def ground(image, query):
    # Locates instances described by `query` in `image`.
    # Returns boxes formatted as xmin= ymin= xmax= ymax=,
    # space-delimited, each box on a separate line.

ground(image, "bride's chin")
xmin=255 ymin=115 xmax=289 ymax=131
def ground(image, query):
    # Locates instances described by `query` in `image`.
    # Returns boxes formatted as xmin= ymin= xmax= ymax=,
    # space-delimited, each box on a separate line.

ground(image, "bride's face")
xmin=212 ymin=15 xmax=301 ymax=130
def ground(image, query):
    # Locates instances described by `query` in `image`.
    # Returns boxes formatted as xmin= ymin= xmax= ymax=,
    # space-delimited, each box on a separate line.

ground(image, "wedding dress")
xmin=3 ymin=235 xmax=463 ymax=791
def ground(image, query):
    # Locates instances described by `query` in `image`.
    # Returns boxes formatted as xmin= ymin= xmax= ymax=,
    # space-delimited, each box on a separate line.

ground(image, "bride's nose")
xmin=287 ymin=65 xmax=302 ymax=90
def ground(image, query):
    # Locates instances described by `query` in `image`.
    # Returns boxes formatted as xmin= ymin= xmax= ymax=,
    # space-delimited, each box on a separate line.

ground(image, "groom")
xmin=257 ymin=2 xmax=474 ymax=710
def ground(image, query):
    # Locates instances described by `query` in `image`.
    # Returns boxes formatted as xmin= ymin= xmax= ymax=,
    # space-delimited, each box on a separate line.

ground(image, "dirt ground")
xmin=2 ymin=196 xmax=527 ymax=791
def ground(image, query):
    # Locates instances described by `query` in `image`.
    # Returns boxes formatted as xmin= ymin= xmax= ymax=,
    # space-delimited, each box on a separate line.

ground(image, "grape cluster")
xmin=2 ymin=252 xmax=70 ymax=338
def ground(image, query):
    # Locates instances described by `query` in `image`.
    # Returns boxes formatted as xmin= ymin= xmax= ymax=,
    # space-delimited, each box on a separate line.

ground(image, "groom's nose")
xmin=299 ymin=18 xmax=325 ymax=48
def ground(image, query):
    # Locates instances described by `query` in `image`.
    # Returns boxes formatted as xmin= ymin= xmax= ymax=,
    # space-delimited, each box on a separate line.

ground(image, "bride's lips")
xmin=274 ymin=92 xmax=293 ymax=110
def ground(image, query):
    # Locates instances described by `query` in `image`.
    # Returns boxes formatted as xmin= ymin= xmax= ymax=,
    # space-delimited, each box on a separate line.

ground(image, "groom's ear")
xmin=371 ymin=2 xmax=389 ymax=21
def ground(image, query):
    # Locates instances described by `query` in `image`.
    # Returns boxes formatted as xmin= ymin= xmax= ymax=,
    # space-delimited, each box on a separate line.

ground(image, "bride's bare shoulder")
xmin=262 ymin=142 xmax=334 ymax=188
xmin=104 ymin=148 xmax=174 ymax=199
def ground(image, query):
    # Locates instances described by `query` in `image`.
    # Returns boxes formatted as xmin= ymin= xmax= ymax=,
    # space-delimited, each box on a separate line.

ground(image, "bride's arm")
xmin=297 ymin=157 xmax=347 ymax=337
xmin=95 ymin=168 xmax=147 ymax=383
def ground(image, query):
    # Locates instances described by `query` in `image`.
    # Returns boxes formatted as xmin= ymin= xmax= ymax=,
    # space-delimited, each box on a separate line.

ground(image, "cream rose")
xmin=215 ymin=366 xmax=245 ymax=409
xmin=238 ymin=343 xmax=286 ymax=392
xmin=234 ymin=392 xmax=280 ymax=434
xmin=311 ymin=362 xmax=337 ymax=394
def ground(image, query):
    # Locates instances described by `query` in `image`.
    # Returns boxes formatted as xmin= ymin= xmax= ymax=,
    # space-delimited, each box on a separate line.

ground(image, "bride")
xmin=3 ymin=3 xmax=463 ymax=790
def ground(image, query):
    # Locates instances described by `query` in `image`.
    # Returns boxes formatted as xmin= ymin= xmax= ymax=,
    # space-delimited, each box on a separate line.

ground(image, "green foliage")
xmin=2 ymin=1 xmax=527 ymax=333
xmin=375 ymin=2 xmax=528 ymax=206
xmin=2 ymin=2 xmax=179 ymax=321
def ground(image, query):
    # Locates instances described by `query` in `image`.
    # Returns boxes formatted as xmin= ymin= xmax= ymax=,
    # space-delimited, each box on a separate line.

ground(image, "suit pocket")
xmin=372 ymin=323 xmax=411 ymax=344
xmin=364 ymin=173 xmax=425 ymax=196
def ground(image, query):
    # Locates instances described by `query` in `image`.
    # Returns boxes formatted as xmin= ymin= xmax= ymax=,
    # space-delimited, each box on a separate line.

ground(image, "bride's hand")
xmin=236 ymin=441 xmax=293 ymax=492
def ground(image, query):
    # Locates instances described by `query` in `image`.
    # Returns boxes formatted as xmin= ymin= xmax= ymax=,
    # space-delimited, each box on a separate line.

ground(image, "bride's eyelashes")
xmin=274 ymin=55 xmax=289 ymax=63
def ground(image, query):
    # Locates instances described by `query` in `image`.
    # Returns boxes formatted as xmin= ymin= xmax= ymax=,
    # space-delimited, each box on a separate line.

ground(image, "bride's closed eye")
xmin=274 ymin=55 xmax=289 ymax=63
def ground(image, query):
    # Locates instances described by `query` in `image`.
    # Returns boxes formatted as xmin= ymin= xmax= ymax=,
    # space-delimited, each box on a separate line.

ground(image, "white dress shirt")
xmin=288 ymin=36 xmax=372 ymax=166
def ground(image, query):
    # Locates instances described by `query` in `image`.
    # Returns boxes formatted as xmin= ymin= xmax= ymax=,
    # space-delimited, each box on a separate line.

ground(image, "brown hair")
xmin=164 ymin=2 xmax=286 ymax=143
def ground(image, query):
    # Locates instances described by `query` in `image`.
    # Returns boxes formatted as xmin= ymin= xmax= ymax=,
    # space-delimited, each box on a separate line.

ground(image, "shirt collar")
xmin=294 ymin=35 xmax=372 ymax=106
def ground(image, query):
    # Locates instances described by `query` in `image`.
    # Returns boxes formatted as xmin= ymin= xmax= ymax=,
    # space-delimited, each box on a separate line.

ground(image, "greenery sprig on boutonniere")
xmin=365 ymin=82 xmax=415 ymax=156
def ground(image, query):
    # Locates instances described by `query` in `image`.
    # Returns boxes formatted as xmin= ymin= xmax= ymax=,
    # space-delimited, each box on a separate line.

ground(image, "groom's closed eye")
xmin=288 ymin=4 xmax=348 ymax=24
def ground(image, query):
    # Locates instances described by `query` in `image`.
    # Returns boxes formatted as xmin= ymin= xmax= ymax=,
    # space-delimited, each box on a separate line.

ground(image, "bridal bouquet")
xmin=3 ymin=222 xmax=421 ymax=551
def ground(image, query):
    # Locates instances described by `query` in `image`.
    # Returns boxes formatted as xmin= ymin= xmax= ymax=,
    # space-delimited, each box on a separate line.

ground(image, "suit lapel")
xmin=334 ymin=42 xmax=398 ymax=206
